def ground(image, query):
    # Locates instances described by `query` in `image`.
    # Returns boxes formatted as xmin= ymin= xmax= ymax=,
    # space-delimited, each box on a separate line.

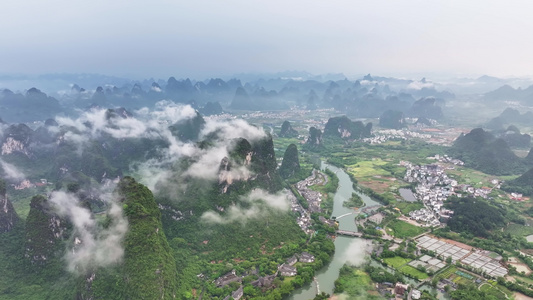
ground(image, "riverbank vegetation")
xmin=343 ymin=192 xmax=364 ymax=208
xmin=333 ymin=264 xmax=385 ymax=299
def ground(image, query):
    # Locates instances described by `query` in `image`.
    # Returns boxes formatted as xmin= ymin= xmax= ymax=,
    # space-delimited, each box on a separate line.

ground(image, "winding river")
xmin=289 ymin=162 xmax=381 ymax=300
xmin=289 ymin=162 xmax=448 ymax=300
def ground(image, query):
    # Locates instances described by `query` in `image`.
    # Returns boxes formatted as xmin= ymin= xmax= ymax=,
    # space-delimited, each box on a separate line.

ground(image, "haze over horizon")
xmin=1 ymin=0 xmax=532 ymax=80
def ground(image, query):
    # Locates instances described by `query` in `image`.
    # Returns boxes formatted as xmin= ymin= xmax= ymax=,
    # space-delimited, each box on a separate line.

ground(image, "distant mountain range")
xmin=0 ymin=74 xmax=455 ymax=123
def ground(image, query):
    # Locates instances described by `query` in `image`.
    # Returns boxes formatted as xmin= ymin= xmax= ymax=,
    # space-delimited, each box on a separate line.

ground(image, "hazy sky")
xmin=1 ymin=0 xmax=532 ymax=79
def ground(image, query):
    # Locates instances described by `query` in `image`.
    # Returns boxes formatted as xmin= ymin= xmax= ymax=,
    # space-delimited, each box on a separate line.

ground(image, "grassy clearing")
xmin=383 ymin=256 xmax=412 ymax=268
xmin=394 ymin=201 xmax=424 ymax=214
xmin=504 ymin=223 xmax=533 ymax=237
xmin=283 ymin=277 xmax=295 ymax=284
xmin=387 ymin=219 xmax=426 ymax=238
xmin=480 ymin=283 xmax=512 ymax=298
xmin=399 ymin=265 xmax=429 ymax=280
xmin=514 ymin=276 xmax=533 ymax=285
xmin=447 ymin=167 xmax=509 ymax=188
xmin=11 ymin=196 xmax=33 ymax=220
xmin=359 ymin=179 xmax=400 ymax=194
xmin=452 ymin=275 xmax=471 ymax=286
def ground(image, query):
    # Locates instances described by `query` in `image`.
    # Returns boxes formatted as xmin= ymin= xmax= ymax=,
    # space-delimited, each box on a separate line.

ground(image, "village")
xmin=210 ymin=149 xmax=520 ymax=300
xmin=213 ymin=252 xmax=317 ymax=300
xmin=400 ymin=155 xmax=501 ymax=228
xmin=362 ymin=129 xmax=432 ymax=145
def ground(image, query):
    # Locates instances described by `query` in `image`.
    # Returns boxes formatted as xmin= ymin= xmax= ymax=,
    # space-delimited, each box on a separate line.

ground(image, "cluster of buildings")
xmin=289 ymin=168 xmax=338 ymax=234
xmin=402 ymin=155 xmax=501 ymax=227
xmin=375 ymin=282 xmax=420 ymax=299
xmin=12 ymin=178 xmax=50 ymax=190
xmin=295 ymin=169 xmax=326 ymax=213
xmin=428 ymin=154 xmax=464 ymax=166
xmin=362 ymin=129 xmax=432 ymax=144
xmin=278 ymin=252 xmax=316 ymax=276
xmin=402 ymin=161 xmax=456 ymax=226
xmin=214 ymin=252 xmax=316 ymax=300
xmin=288 ymin=191 xmax=313 ymax=235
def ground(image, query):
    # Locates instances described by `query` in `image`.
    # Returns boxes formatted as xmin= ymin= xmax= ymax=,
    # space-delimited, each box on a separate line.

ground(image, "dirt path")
xmin=514 ymin=292 xmax=533 ymax=300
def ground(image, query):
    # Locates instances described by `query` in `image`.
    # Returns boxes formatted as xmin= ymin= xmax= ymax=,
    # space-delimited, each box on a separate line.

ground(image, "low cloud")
xmin=201 ymin=188 xmax=289 ymax=224
xmin=341 ymin=239 xmax=371 ymax=266
xmin=52 ymin=102 xmax=269 ymax=204
xmin=0 ymin=159 xmax=25 ymax=181
xmin=407 ymin=80 xmax=435 ymax=90
xmin=201 ymin=119 xmax=266 ymax=142
xmin=202 ymin=205 xmax=262 ymax=225
xmin=49 ymin=189 xmax=128 ymax=274
xmin=244 ymin=188 xmax=289 ymax=211
xmin=55 ymin=102 xmax=198 ymax=150
xmin=184 ymin=145 xmax=229 ymax=180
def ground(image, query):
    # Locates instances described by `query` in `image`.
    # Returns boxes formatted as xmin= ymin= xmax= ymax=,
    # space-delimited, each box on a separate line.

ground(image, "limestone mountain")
xmin=484 ymin=84 xmax=533 ymax=105
xmin=0 ymin=179 xmax=18 ymax=232
xmin=91 ymin=86 xmax=107 ymax=106
xmin=84 ymin=177 xmax=179 ymax=299
xmin=24 ymin=195 xmax=68 ymax=266
xmin=323 ymin=116 xmax=372 ymax=140
xmin=408 ymin=97 xmax=443 ymax=120
xmin=279 ymin=144 xmax=300 ymax=179
xmin=230 ymin=87 xmax=254 ymax=110
xmin=486 ymin=108 xmax=533 ymax=128
xmin=502 ymin=166 xmax=533 ymax=196
xmin=415 ymin=116 xmax=433 ymax=127
xmin=495 ymin=125 xmax=531 ymax=148
xmin=250 ymin=135 xmax=283 ymax=192
xmin=449 ymin=128 xmax=531 ymax=175
xmin=1 ymin=123 xmax=34 ymax=156
xmin=0 ymin=88 xmax=63 ymax=123
xmin=169 ymin=111 xmax=206 ymax=142
xmin=199 ymin=101 xmax=223 ymax=116
xmin=306 ymin=127 xmax=323 ymax=148
xmin=379 ymin=110 xmax=405 ymax=129
xmin=526 ymin=148 xmax=533 ymax=164
xmin=279 ymin=120 xmax=298 ymax=138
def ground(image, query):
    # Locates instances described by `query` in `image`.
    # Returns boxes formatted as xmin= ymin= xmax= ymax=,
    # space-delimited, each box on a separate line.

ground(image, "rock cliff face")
xmin=0 ymin=180 xmax=18 ymax=232
xmin=218 ymin=136 xmax=282 ymax=194
xmin=1 ymin=137 xmax=30 ymax=155
xmin=24 ymin=195 xmax=67 ymax=265
xmin=323 ymin=116 xmax=372 ymax=140
xmin=1 ymin=124 xmax=35 ymax=156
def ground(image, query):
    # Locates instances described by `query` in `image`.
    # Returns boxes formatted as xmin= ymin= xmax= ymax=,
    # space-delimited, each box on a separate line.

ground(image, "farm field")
xmin=383 ymin=256 xmax=411 ymax=268
xmin=399 ymin=265 xmax=429 ymax=280
xmin=387 ymin=219 xmax=426 ymax=238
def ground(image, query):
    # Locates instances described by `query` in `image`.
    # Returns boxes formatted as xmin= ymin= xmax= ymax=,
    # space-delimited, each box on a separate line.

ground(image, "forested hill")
xmin=448 ymin=128 xmax=533 ymax=175
xmin=502 ymin=166 xmax=533 ymax=196
xmin=80 ymin=177 xmax=179 ymax=299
